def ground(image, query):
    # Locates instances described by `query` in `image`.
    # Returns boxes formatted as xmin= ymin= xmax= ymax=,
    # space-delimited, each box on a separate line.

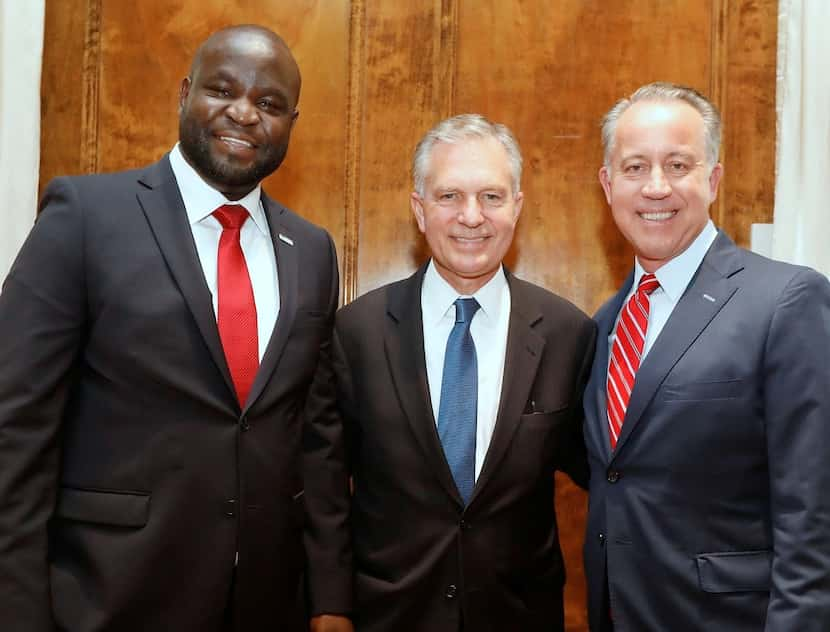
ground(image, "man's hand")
xmin=310 ymin=614 xmax=354 ymax=632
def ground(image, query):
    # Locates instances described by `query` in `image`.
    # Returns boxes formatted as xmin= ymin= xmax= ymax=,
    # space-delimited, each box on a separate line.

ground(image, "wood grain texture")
xmin=718 ymin=0 xmax=778 ymax=246
xmin=39 ymin=0 xmax=92 ymax=193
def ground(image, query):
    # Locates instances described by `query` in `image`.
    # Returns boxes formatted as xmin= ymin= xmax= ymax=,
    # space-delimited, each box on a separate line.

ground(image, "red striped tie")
xmin=607 ymin=273 xmax=660 ymax=449
xmin=213 ymin=205 xmax=259 ymax=406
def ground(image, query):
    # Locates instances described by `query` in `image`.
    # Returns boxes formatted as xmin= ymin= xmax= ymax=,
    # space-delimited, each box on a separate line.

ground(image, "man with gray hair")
xmin=305 ymin=113 xmax=596 ymax=631
xmin=583 ymin=82 xmax=830 ymax=631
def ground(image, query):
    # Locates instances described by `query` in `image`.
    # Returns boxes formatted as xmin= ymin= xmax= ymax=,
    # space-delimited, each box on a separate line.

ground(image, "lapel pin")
xmin=278 ymin=233 xmax=294 ymax=246
xmin=702 ymin=293 xmax=716 ymax=303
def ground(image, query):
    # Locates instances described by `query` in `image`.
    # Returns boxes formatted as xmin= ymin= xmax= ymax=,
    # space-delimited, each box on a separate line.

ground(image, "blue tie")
xmin=437 ymin=298 xmax=480 ymax=505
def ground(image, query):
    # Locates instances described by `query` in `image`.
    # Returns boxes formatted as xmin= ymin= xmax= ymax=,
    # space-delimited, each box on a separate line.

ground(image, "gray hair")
xmin=601 ymin=82 xmax=722 ymax=171
xmin=412 ymin=114 xmax=523 ymax=196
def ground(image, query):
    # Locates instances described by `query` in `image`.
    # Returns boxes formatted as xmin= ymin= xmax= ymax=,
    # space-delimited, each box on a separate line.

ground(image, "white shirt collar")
xmin=168 ymin=143 xmax=269 ymax=236
xmin=634 ymin=220 xmax=718 ymax=301
xmin=421 ymin=260 xmax=508 ymax=326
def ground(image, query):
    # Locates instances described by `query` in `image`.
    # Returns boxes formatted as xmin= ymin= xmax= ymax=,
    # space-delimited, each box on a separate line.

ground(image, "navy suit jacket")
xmin=583 ymin=231 xmax=830 ymax=631
xmin=0 ymin=156 xmax=339 ymax=631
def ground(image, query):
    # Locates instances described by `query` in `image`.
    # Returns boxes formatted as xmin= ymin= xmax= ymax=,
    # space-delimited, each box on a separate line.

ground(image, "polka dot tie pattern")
xmin=213 ymin=204 xmax=259 ymax=406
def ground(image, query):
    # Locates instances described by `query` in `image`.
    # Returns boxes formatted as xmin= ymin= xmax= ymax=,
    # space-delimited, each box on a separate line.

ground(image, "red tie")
xmin=213 ymin=204 xmax=259 ymax=406
xmin=607 ymin=273 xmax=660 ymax=449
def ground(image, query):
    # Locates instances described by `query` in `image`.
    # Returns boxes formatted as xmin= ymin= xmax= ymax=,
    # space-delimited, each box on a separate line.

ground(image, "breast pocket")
xmin=662 ymin=378 xmax=743 ymax=401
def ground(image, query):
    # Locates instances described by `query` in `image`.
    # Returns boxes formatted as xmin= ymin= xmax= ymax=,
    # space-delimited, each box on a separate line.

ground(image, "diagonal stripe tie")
xmin=607 ymin=274 xmax=660 ymax=449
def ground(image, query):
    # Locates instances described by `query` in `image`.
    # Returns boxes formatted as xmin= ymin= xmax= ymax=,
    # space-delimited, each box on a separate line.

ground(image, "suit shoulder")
xmin=730 ymin=247 xmax=828 ymax=295
xmin=337 ymin=279 xmax=404 ymax=325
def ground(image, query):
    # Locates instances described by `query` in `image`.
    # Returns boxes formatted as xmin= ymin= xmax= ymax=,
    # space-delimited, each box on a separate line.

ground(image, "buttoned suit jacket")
xmin=305 ymin=264 xmax=597 ymax=631
xmin=0 ymin=156 xmax=339 ymax=631
xmin=583 ymin=231 xmax=830 ymax=632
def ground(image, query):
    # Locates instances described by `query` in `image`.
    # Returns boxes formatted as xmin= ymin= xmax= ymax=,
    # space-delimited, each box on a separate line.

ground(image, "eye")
xmin=207 ymin=86 xmax=231 ymax=98
xmin=481 ymin=192 xmax=505 ymax=206
xmin=438 ymin=192 xmax=458 ymax=202
xmin=666 ymin=161 xmax=691 ymax=176
xmin=623 ymin=163 xmax=646 ymax=175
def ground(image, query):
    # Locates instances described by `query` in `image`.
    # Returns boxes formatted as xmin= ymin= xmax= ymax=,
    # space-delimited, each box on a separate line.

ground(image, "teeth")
xmin=219 ymin=136 xmax=254 ymax=148
xmin=640 ymin=210 xmax=676 ymax=221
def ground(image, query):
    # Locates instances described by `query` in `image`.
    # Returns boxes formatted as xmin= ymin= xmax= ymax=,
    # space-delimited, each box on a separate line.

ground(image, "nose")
xmin=457 ymin=196 xmax=484 ymax=226
xmin=226 ymin=98 xmax=259 ymax=126
xmin=642 ymin=166 xmax=672 ymax=198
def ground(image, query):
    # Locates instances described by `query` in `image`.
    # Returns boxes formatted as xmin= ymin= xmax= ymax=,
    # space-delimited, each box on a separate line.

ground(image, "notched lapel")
xmin=613 ymin=239 xmax=742 ymax=455
xmin=136 ymin=159 xmax=236 ymax=401
xmin=384 ymin=269 xmax=464 ymax=505
xmin=245 ymin=199 xmax=297 ymax=410
xmin=472 ymin=294 xmax=545 ymax=501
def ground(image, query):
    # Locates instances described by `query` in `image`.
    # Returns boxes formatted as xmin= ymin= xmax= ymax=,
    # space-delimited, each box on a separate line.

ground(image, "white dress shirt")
xmin=168 ymin=143 xmax=279 ymax=359
xmin=421 ymin=261 xmax=511 ymax=480
xmin=609 ymin=220 xmax=718 ymax=361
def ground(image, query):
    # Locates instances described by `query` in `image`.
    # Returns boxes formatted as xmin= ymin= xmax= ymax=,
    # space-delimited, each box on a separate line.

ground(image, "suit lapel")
xmin=585 ymin=273 xmax=633 ymax=462
xmin=136 ymin=157 xmax=236 ymax=400
xmin=384 ymin=266 xmax=463 ymax=504
xmin=472 ymin=276 xmax=545 ymax=501
xmin=244 ymin=195 xmax=297 ymax=410
xmin=612 ymin=233 xmax=743 ymax=456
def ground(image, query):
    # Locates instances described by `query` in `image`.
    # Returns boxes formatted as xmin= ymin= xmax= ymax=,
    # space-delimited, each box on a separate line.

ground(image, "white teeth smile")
xmin=219 ymin=136 xmax=254 ymax=149
xmin=640 ymin=210 xmax=676 ymax=221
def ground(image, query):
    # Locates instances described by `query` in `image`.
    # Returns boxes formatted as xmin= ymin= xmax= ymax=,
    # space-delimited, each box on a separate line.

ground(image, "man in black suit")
xmin=305 ymin=114 xmax=597 ymax=631
xmin=0 ymin=25 xmax=339 ymax=631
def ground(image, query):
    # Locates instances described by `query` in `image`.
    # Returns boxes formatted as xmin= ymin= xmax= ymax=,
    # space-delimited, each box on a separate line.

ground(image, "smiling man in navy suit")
xmin=0 ymin=25 xmax=340 ymax=631
xmin=583 ymin=82 xmax=830 ymax=631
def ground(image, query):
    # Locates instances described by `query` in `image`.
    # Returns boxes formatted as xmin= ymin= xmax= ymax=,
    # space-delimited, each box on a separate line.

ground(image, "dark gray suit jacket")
xmin=0 ymin=156 xmax=339 ymax=631
xmin=583 ymin=231 xmax=830 ymax=631
xmin=305 ymin=264 xmax=596 ymax=631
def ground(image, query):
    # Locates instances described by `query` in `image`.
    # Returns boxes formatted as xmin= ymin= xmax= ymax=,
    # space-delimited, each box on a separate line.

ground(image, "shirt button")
xmin=606 ymin=469 xmax=621 ymax=483
xmin=445 ymin=584 xmax=457 ymax=600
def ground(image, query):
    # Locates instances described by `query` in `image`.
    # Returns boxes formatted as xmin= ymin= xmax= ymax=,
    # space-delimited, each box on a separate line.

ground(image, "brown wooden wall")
xmin=40 ymin=1 xmax=778 ymax=629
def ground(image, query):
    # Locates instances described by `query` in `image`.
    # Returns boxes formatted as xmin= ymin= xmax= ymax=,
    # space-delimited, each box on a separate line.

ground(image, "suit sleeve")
xmin=764 ymin=268 xmax=830 ymax=631
xmin=0 ymin=178 xmax=88 ymax=631
xmin=559 ymin=317 xmax=597 ymax=489
xmin=303 ymin=236 xmax=353 ymax=617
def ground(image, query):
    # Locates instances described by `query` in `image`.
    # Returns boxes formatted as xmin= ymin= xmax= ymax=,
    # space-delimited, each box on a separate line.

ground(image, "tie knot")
xmin=213 ymin=204 xmax=250 ymax=230
xmin=637 ymin=273 xmax=660 ymax=296
xmin=454 ymin=298 xmax=480 ymax=324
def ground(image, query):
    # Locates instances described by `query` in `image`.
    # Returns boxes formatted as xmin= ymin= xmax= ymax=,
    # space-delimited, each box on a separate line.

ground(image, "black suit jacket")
xmin=583 ymin=232 xmax=830 ymax=631
xmin=0 ymin=156 xmax=339 ymax=631
xmin=305 ymin=264 xmax=596 ymax=631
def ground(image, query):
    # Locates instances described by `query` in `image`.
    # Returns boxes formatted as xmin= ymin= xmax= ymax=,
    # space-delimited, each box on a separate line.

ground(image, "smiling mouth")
xmin=638 ymin=210 xmax=677 ymax=221
xmin=217 ymin=135 xmax=256 ymax=150
xmin=452 ymin=236 xmax=489 ymax=243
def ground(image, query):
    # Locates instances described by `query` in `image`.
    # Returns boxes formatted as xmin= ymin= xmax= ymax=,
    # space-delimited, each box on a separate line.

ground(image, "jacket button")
xmin=225 ymin=499 xmax=237 ymax=517
xmin=445 ymin=584 xmax=457 ymax=599
xmin=460 ymin=519 xmax=471 ymax=531
xmin=606 ymin=469 xmax=620 ymax=483
xmin=598 ymin=533 xmax=606 ymax=547
xmin=240 ymin=415 xmax=251 ymax=431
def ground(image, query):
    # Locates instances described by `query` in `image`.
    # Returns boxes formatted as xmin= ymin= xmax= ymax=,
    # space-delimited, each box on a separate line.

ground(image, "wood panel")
xmin=39 ymin=1 xmax=778 ymax=629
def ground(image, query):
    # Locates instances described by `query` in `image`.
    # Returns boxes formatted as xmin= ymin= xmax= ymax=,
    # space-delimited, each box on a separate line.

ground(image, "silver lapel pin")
xmin=278 ymin=233 xmax=294 ymax=246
